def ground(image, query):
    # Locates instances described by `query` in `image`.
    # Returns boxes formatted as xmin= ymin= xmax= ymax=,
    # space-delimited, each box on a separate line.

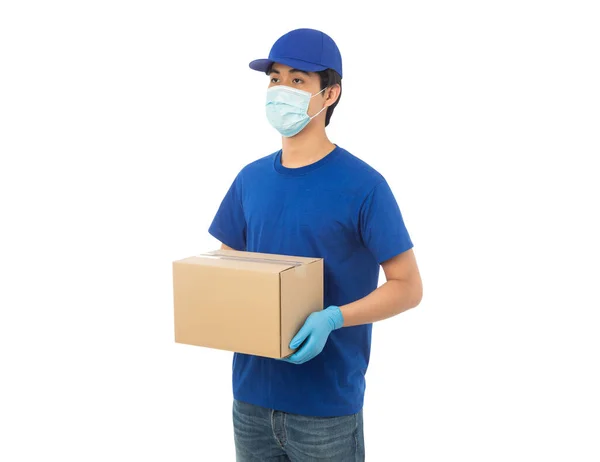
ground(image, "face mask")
xmin=265 ymin=86 xmax=327 ymax=137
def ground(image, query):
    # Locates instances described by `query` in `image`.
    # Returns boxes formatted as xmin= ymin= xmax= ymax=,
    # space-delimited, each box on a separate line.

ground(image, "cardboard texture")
xmin=173 ymin=249 xmax=323 ymax=358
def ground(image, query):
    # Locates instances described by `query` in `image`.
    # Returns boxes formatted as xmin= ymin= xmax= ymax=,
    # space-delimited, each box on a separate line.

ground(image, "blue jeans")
xmin=233 ymin=399 xmax=365 ymax=461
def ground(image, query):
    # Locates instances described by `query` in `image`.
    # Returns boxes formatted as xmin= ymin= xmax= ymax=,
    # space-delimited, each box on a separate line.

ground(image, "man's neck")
xmin=281 ymin=128 xmax=336 ymax=169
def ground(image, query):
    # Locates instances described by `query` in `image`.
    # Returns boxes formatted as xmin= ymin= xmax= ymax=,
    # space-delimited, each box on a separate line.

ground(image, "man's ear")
xmin=325 ymin=84 xmax=341 ymax=108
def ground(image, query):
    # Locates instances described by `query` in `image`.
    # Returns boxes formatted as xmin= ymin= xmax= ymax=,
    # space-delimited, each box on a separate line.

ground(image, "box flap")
xmin=175 ymin=249 xmax=317 ymax=274
xmin=215 ymin=249 xmax=321 ymax=264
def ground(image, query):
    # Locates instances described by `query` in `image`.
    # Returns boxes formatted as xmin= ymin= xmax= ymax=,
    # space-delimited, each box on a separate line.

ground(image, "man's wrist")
xmin=325 ymin=305 xmax=344 ymax=330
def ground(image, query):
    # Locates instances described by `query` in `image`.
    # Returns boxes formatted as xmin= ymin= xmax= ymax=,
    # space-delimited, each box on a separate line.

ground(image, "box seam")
xmin=279 ymin=272 xmax=283 ymax=358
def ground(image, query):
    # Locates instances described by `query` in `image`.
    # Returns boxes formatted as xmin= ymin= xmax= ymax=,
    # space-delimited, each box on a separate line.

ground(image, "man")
xmin=209 ymin=28 xmax=422 ymax=462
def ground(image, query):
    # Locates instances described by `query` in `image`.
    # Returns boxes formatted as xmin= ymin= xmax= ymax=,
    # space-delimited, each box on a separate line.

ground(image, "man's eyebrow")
xmin=289 ymin=68 xmax=310 ymax=76
xmin=269 ymin=68 xmax=310 ymax=76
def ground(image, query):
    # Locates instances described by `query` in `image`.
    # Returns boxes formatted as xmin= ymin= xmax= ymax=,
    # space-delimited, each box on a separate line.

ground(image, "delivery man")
xmin=209 ymin=28 xmax=423 ymax=462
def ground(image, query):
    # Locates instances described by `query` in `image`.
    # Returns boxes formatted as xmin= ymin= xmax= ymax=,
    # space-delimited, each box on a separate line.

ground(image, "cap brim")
xmin=248 ymin=59 xmax=273 ymax=73
xmin=249 ymin=57 xmax=328 ymax=73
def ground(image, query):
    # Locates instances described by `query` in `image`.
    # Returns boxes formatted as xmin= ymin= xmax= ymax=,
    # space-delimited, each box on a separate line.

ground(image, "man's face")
xmin=268 ymin=63 xmax=326 ymax=118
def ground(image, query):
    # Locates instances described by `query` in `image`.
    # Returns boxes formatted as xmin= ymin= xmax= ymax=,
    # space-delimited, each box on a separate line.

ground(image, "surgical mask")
xmin=265 ymin=86 xmax=327 ymax=137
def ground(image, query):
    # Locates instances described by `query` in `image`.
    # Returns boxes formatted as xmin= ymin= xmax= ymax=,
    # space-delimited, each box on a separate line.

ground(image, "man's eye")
xmin=270 ymin=77 xmax=279 ymax=83
xmin=292 ymin=78 xmax=303 ymax=84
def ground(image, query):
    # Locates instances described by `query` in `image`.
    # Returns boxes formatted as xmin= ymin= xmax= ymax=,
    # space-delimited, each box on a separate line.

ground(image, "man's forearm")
xmin=339 ymin=279 xmax=422 ymax=327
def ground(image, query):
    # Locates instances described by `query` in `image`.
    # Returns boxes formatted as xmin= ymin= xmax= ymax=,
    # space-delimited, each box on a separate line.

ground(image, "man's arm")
xmin=219 ymin=242 xmax=422 ymax=326
xmin=339 ymin=248 xmax=422 ymax=327
xmin=283 ymin=247 xmax=422 ymax=364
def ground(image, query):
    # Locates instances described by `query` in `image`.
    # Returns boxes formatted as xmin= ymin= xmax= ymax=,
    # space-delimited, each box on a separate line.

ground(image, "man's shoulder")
xmin=238 ymin=151 xmax=278 ymax=177
xmin=337 ymin=147 xmax=382 ymax=174
xmin=335 ymin=146 xmax=386 ymax=189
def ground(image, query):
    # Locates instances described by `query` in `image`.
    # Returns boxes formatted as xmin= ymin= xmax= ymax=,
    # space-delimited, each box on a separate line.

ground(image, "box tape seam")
xmin=195 ymin=252 xmax=305 ymax=268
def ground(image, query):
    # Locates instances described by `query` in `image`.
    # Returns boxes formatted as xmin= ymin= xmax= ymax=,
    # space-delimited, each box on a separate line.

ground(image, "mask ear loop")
xmin=309 ymin=105 xmax=327 ymax=120
xmin=311 ymin=87 xmax=327 ymax=98
xmin=309 ymin=86 xmax=329 ymax=120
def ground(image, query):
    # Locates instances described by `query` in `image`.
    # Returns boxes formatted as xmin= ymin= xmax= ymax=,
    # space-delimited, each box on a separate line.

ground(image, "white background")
xmin=1 ymin=1 xmax=599 ymax=461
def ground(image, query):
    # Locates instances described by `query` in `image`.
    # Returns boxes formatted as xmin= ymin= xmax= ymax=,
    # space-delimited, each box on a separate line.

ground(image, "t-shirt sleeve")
xmin=208 ymin=172 xmax=247 ymax=250
xmin=359 ymin=180 xmax=414 ymax=264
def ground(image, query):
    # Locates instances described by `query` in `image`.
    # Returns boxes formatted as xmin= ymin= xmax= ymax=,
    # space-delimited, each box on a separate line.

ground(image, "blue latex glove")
xmin=282 ymin=305 xmax=344 ymax=365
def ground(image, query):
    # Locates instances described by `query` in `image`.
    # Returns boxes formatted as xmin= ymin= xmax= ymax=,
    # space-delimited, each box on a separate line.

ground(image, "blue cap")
xmin=249 ymin=28 xmax=343 ymax=78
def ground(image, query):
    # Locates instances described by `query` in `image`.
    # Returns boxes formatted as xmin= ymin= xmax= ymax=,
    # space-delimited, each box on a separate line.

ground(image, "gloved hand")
xmin=282 ymin=305 xmax=344 ymax=365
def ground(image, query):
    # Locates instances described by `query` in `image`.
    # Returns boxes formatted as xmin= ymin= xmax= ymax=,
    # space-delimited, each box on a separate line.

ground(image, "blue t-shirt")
xmin=209 ymin=145 xmax=413 ymax=417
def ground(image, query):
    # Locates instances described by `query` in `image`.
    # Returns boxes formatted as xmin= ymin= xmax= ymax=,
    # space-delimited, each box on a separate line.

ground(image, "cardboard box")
xmin=173 ymin=249 xmax=323 ymax=359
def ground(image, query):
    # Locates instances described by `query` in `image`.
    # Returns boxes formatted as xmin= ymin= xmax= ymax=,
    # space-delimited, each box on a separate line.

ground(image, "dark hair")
xmin=265 ymin=64 xmax=342 ymax=127
xmin=317 ymin=68 xmax=342 ymax=127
